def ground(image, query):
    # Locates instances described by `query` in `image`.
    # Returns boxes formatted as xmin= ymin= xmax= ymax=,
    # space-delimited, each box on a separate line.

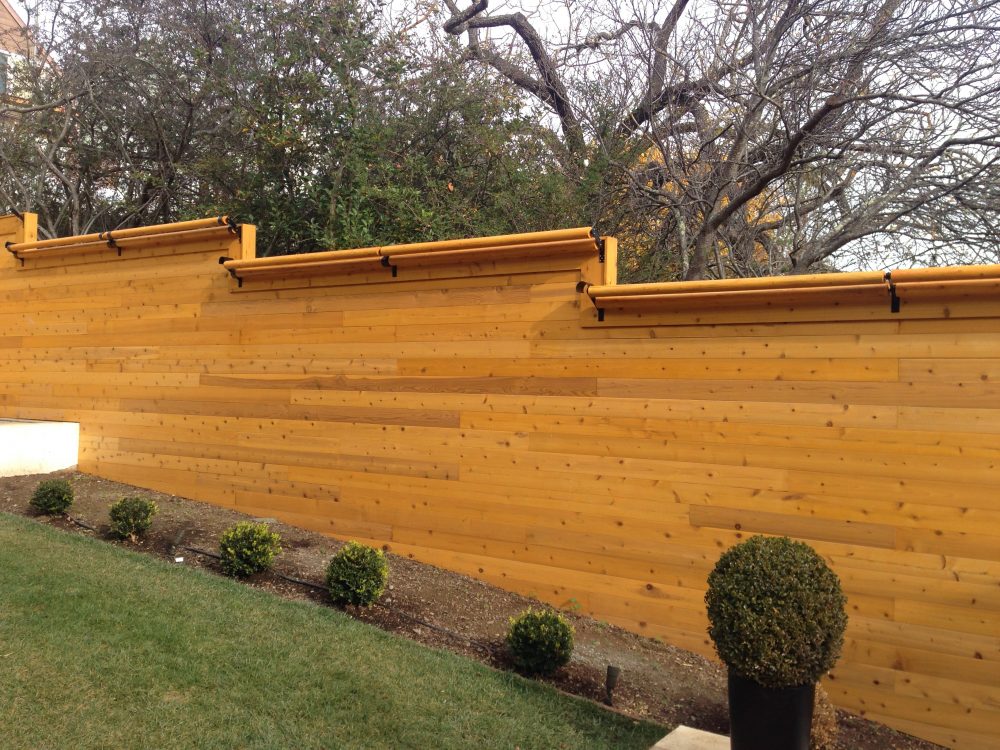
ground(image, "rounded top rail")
xmin=6 ymin=216 xmax=233 ymax=254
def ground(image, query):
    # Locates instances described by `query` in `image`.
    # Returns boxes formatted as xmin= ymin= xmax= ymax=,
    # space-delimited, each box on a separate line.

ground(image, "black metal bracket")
xmin=5 ymin=241 xmax=23 ymax=266
xmin=885 ymin=271 xmax=901 ymax=313
xmin=595 ymin=235 xmax=606 ymax=262
xmin=219 ymin=257 xmax=243 ymax=287
xmin=590 ymin=227 xmax=606 ymax=263
xmin=576 ymin=280 xmax=605 ymax=321
xmin=103 ymin=232 xmax=122 ymax=256
xmin=381 ymin=255 xmax=398 ymax=278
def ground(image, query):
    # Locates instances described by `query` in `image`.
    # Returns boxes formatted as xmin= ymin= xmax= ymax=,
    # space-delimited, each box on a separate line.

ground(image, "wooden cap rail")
xmin=6 ymin=216 xmax=239 ymax=264
xmin=387 ymin=237 xmax=599 ymax=267
xmin=585 ymin=264 xmax=1000 ymax=318
xmin=221 ymin=227 xmax=599 ymax=286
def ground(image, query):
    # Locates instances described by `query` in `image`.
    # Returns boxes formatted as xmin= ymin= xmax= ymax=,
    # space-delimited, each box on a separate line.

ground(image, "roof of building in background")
xmin=0 ymin=0 xmax=28 ymax=57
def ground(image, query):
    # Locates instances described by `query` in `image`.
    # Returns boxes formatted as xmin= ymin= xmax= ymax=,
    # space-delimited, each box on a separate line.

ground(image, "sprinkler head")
xmin=605 ymin=664 xmax=621 ymax=706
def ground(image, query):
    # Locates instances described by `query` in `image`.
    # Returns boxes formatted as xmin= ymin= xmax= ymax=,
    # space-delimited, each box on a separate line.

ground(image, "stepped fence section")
xmin=1 ymin=213 xmax=997 ymax=748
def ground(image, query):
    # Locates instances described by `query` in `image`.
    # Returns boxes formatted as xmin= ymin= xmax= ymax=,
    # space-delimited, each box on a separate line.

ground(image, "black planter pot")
xmin=728 ymin=671 xmax=815 ymax=750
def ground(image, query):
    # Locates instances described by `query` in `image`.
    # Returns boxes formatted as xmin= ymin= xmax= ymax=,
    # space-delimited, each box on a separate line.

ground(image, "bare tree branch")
xmin=443 ymin=1 xmax=585 ymax=154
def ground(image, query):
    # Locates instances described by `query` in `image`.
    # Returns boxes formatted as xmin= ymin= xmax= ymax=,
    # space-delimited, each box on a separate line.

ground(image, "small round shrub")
xmin=219 ymin=521 xmax=282 ymax=577
xmin=506 ymin=608 xmax=574 ymax=676
xmin=109 ymin=496 xmax=158 ymax=540
xmin=30 ymin=478 xmax=73 ymax=515
xmin=325 ymin=541 xmax=388 ymax=606
xmin=705 ymin=535 xmax=847 ymax=688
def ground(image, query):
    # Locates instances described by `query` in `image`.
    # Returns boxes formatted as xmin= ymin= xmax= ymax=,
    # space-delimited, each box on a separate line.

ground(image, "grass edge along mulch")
xmin=0 ymin=511 xmax=666 ymax=750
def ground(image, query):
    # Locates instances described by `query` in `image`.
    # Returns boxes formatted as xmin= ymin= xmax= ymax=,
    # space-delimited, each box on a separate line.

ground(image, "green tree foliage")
xmin=1 ymin=0 xmax=583 ymax=251
xmin=316 ymin=54 xmax=581 ymax=252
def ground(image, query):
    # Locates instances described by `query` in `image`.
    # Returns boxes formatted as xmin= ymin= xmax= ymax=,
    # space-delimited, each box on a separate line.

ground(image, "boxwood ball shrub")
xmin=219 ymin=521 xmax=282 ymax=577
xmin=506 ymin=608 xmax=574 ymax=676
xmin=108 ymin=496 xmax=158 ymax=540
xmin=705 ymin=535 xmax=848 ymax=688
xmin=30 ymin=478 xmax=74 ymax=515
xmin=325 ymin=541 xmax=388 ymax=606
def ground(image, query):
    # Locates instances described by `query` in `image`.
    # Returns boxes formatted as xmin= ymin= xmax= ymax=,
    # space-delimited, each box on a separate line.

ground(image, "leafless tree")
xmin=440 ymin=0 xmax=1000 ymax=280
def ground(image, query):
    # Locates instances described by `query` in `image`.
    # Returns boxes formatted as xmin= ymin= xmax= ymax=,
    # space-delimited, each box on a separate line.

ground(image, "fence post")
xmin=0 ymin=212 xmax=37 ymax=267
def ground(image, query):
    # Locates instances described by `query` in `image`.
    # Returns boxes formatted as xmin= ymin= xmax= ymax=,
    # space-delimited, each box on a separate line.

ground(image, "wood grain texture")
xmin=0 ymin=215 xmax=997 ymax=748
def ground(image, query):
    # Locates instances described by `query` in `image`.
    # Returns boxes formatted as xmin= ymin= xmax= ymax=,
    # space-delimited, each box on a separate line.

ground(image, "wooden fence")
xmin=1 ymin=213 xmax=997 ymax=748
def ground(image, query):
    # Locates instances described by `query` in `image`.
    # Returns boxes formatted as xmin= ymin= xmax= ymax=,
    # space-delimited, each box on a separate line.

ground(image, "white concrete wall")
xmin=0 ymin=419 xmax=79 ymax=477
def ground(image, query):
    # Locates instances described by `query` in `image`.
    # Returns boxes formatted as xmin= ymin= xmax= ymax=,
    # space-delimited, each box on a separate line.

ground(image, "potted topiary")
xmin=705 ymin=535 xmax=847 ymax=750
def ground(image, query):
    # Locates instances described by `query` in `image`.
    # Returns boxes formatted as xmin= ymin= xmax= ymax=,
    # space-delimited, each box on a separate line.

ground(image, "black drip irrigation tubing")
xmin=67 ymin=514 xmax=98 ymax=532
xmin=62 ymin=512 xmax=636 ymax=713
xmin=65 ymin=513 xmax=499 ymax=656
xmin=179 ymin=544 xmax=501 ymax=656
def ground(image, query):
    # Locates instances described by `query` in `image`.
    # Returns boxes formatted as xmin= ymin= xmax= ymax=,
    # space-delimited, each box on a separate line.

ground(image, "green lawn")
xmin=0 ymin=513 xmax=665 ymax=749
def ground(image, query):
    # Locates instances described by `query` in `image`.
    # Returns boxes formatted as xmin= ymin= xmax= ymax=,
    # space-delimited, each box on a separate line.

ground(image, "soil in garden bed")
xmin=1 ymin=470 xmax=943 ymax=750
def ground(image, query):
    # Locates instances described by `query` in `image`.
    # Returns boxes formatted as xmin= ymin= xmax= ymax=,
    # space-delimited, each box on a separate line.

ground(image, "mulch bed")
xmin=0 ymin=470 xmax=943 ymax=750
